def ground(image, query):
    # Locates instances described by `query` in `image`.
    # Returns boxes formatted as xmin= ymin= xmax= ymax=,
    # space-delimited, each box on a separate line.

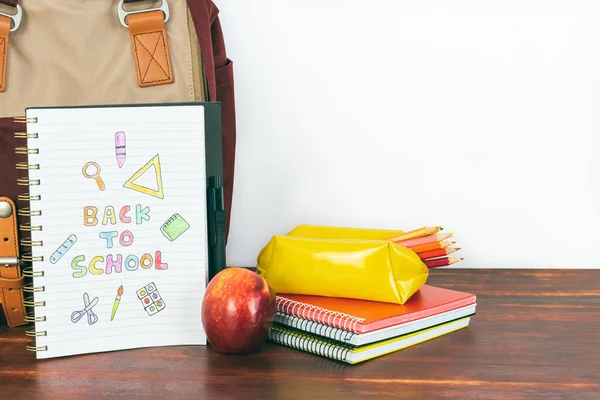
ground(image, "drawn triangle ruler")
xmin=123 ymin=154 xmax=164 ymax=199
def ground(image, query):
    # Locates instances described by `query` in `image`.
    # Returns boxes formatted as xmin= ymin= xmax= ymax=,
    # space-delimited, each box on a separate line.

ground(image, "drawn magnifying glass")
xmin=82 ymin=162 xmax=106 ymax=191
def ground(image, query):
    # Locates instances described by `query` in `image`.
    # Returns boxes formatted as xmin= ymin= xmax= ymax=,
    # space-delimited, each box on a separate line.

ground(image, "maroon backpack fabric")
xmin=0 ymin=0 xmax=236 ymax=240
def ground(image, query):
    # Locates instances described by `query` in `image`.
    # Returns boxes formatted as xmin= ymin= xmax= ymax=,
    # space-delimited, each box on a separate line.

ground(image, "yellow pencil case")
xmin=286 ymin=224 xmax=404 ymax=240
xmin=257 ymin=236 xmax=428 ymax=304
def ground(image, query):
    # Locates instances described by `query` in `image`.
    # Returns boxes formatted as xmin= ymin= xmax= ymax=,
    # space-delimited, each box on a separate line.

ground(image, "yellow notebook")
xmin=268 ymin=317 xmax=470 ymax=364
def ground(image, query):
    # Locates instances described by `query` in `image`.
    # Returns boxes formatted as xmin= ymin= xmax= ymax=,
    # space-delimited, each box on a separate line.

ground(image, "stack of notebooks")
xmin=268 ymin=285 xmax=476 ymax=364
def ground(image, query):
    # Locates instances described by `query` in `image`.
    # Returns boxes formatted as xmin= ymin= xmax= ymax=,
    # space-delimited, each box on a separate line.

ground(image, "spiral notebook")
xmin=273 ymin=303 xmax=476 ymax=347
xmin=268 ymin=317 xmax=471 ymax=364
xmin=13 ymin=103 xmax=225 ymax=359
xmin=276 ymin=285 xmax=476 ymax=334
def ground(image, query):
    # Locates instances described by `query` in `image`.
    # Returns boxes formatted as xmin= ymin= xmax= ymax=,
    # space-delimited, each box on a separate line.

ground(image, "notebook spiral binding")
xmin=268 ymin=326 xmax=351 ymax=363
xmin=13 ymin=116 xmax=48 ymax=353
xmin=276 ymin=297 xmax=366 ymax=334
xmin=273 ymin=312 xmax=356 ymax=343
xmin=162 ymin=213 xmax=179 ymax=226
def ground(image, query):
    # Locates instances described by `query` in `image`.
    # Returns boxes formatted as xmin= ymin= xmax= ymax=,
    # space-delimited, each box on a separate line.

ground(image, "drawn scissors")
xmin=82 ymin=162 xmax=106 ymax=191
xmin=71 ymin=292 xmax=99 ymax=325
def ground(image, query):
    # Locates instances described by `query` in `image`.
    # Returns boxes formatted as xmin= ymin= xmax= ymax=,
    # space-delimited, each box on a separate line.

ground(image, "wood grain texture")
xmin=1 ymin=269 xmax=599 ymax=400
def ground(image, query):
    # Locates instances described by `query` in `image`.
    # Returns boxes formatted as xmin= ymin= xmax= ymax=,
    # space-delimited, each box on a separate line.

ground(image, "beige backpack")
xmin=0 ymin=0 xmax=236 ymax=327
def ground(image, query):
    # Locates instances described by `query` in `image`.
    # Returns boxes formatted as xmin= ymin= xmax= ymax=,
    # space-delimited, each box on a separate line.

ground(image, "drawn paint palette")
xmin=136 ymin=282 xmax=166 ymax=316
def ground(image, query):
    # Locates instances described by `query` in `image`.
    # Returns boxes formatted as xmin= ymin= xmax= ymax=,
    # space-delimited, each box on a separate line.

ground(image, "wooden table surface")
xmin=1 ymin=269 xmax=599 ymax=400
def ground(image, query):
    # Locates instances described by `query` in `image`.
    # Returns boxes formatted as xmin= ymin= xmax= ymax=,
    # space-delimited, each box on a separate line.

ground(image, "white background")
xmin=220 ymin=1 xmax=600 ymax=268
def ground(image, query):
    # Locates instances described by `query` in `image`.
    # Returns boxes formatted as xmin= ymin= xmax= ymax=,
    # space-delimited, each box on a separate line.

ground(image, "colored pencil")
xmin=418 ymin=247 xmax=460 ymax=260
xmin=387 ymin=226 xmax=442 ymax=242
xmin=410 ymin=240 xmax=455 ymax=254
xmin=424 ymin=257 xmax=463 ymax=269
xmin=396 ymin=233 xmax=453 ymax=248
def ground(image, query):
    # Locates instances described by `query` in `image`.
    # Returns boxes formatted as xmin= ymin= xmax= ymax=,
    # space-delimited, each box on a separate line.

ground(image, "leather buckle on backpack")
xmin=0 ymin=258 xmax=20 ymax=269
xmin=0 ymin=4 xmax=22 ymax=32
xmin=119 ymin=0 xmax=174 ymax=88
xmin=117 ymin=0 xmax=170 ymax=28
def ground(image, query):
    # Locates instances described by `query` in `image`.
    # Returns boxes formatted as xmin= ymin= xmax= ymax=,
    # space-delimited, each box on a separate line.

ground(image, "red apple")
xmin=202 ymin=267 xmax=276 ymax=353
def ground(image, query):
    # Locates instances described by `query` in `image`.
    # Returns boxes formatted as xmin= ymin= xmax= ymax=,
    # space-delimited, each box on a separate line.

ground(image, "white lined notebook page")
xmin=26 ymin=105 xmax=208 ymax=359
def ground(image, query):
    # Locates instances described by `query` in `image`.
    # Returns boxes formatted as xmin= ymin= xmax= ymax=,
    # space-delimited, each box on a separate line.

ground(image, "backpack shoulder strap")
xmin=0 ymin=197 xmax=25 ymax=327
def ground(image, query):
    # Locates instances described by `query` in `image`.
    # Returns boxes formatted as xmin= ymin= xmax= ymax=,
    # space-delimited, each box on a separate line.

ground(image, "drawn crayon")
xmin=115 ymin=131 xmax=126 ymax=168
xmin=111 ymin=285 xmax=123 ymax=321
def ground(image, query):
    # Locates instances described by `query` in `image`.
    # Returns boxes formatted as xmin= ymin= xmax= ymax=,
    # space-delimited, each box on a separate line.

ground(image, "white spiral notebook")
xmin=273 ymin=303 xmax=476 ymax=347
xmin=14 ymin=104 xmax=220 ymax=359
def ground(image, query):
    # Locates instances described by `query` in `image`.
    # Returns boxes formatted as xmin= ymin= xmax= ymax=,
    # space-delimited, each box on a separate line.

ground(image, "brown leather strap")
xmin=127 ymin=10 xmax=174 ymax=87
xmin=0 ymin=275 xmax=24 ymax=289
xmin=0 ymin=15 xmax=10 ymax=93
xmin=0 ymin=197 xmax=26 ymax=327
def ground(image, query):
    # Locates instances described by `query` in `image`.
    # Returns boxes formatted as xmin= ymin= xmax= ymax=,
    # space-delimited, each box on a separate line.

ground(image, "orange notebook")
xmin=276 ymin=285 xmax=476 ymax=334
